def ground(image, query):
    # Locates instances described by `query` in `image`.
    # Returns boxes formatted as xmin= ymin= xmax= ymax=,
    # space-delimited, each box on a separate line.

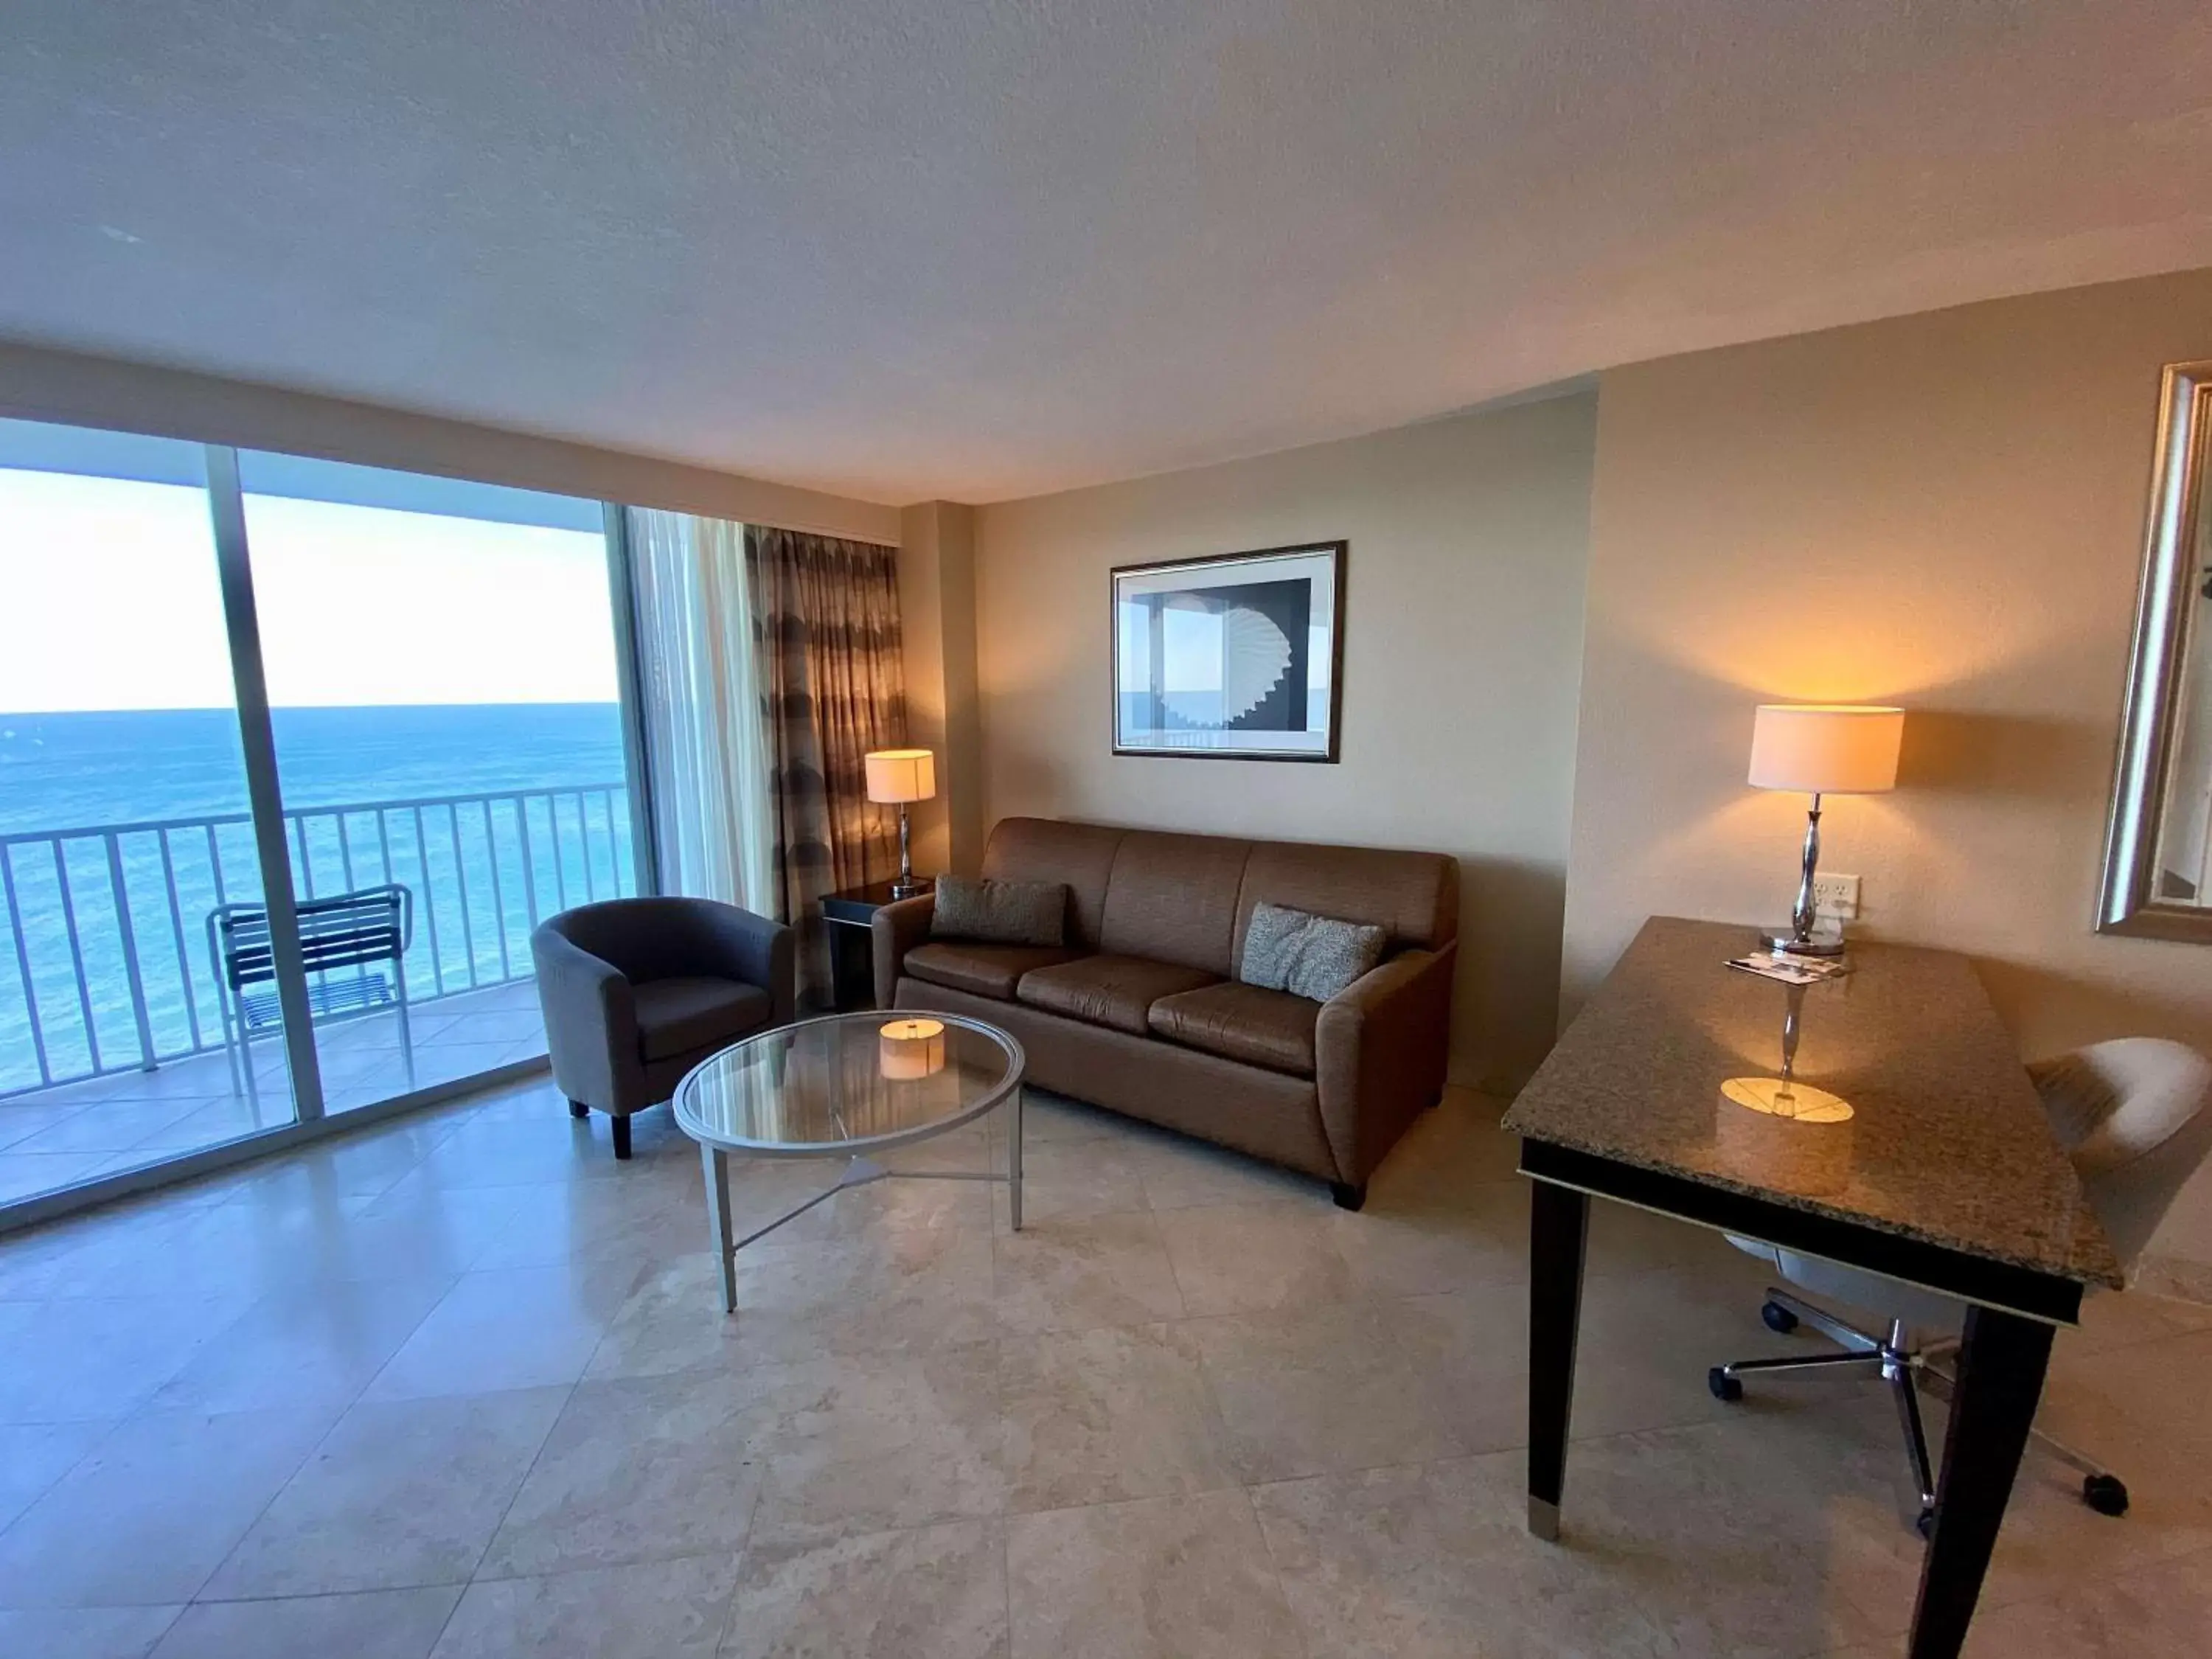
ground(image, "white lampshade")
xmin=863 ymin=748 xmax=937 ymax=804
xmin=1747 ymin=705 xmax=1904 ymax=795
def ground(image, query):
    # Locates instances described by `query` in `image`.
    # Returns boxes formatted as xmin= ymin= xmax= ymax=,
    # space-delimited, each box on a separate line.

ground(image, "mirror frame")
xmin=2100 ymin=359 xmax=2212 ymax=941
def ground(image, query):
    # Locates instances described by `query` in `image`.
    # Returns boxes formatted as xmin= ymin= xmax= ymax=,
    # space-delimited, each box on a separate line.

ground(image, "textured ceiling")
xmin=6 ymin=2 xmax=2212 ymax=504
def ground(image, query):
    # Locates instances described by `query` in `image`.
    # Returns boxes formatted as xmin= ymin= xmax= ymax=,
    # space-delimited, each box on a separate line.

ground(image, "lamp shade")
xmin=863 ymin=748 xmax=937 ymax=804
xmin=1747 ymin=705 xmax=1904 ymax=795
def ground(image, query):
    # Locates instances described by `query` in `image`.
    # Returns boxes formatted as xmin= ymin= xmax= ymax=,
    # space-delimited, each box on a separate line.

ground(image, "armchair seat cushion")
xmin=1149 ymin=981 xmax=1318 ymax=1078
xmin=905 ymin=941 xmax=1082 ymax=1001
xmin=633 ymin=975 xmax=773 ymax=1062
xmin=1017 ymin=954 xmax=1220 ymax=1036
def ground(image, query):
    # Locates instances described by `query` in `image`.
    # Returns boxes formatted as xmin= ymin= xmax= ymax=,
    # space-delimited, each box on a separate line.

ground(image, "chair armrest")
xmin=1313 ymin=942 xmax=1458 ymax=1186
xmin=694 ymin=903 xmax=797 ymax=1027
xmin=529 ymin=925 xmax=640 ymax=1110
xmin=871 ymin=894 xmax=937 ymax=1009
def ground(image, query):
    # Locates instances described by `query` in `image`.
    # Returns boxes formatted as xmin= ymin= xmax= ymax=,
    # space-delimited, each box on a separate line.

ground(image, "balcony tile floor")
xmin=0 ymin=1081 xmax=2209 ymax=1656
xmin=0 ymin=979 xmax=546 ymax=1207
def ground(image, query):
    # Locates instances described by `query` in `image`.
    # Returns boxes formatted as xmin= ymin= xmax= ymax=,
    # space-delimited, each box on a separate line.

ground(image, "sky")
xmin=0 ymin=470 xmax=619 ymax=712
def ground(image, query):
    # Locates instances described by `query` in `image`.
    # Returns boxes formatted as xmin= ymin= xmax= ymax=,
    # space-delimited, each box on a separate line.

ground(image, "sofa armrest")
xmin=529 ymin=925 xmax=641 ymax=1110
xmin=871 ymin=894 xmax=936 ymax=1009
xmin=1313 ymin=942 xmax=1458 ymax=1187
xmin=694 ymin=903 xmax=797 ymax=1028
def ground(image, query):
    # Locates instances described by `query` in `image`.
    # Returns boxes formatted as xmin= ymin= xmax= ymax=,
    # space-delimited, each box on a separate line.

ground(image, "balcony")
xmin=0 ymin=781 xmax=637 ymax=1206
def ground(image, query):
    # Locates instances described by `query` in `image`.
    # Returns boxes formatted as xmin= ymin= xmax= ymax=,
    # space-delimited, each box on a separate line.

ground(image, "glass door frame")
xmin=0 ymin=437 xmax=639 ymax=1233
xmin=203 ymin=444 xmax=326 ymax=1125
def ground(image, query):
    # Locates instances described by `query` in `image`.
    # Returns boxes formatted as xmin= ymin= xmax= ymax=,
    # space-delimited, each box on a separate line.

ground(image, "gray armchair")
xmin=531 ymin=897 xmax=796 ymax=1158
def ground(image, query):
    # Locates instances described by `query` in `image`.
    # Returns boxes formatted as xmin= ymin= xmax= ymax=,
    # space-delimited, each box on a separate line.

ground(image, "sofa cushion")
xmin=632 ymin=975 xmax=773 ymax=1062
xmin=982 ymin=818 xmax=1126 ymax=950
xmin=1238 ymin=901 xmax=1388 ymax=1002
xmin=897 ymin=977 xmax=1338 ymax=1182
xmin=1148 ymin=981 xmax=1319 ymax=1078
xmin=905 ymin=941 xmax=1082 ymax=1001
xmin=931 ymin=874 xmax=1068 ymax=947
xmin=1098 ymin=830 xmax=1253 ymax=974
xmin=1016 ymin=953 xmax=1221 ymax=1035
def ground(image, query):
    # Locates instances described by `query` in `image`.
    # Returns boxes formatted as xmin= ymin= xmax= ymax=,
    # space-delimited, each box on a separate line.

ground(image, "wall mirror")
xmin=2101 ymin=360 xmax=2212 ymax=940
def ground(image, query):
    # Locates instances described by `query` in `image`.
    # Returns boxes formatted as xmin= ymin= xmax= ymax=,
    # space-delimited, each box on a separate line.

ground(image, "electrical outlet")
xmin=1812 ymin=873 xmax=1860 ymax=920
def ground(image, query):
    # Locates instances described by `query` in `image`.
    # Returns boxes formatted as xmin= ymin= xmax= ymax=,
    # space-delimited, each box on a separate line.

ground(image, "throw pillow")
xmin=930 ymin=874 xmax=1068 ymax=947
xmin=1239 ymin=900 xmax=1387 ymax=1002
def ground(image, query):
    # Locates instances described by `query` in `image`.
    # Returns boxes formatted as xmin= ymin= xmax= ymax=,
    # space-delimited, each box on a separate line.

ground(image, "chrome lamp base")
xmin=1764 ymin=928 xmax=1846 ymax=959
xmin=1767 ymin=792 xmax=1847 ymax=958
xmin=887 ymin=802 xmax=930 ymax=900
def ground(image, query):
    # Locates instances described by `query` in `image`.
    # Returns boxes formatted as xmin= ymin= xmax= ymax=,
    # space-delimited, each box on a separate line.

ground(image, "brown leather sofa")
xmin=872 ymin=818 xmax=1458 ymax=1208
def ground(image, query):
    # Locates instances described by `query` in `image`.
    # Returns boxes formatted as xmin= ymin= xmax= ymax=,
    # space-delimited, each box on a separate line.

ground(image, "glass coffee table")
xmin=672 ymin=1010 xmax=1027 ymax=1312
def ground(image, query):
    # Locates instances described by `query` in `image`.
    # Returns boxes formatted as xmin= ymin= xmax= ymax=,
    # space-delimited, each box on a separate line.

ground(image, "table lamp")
xmin=863 ymin=748 xmax=936 ymax=899
xmin=1747 ymin=703 xmax=1904 ymax=958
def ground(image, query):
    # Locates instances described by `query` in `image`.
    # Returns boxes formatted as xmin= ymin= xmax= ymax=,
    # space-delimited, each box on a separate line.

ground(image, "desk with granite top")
xmin=1503 ymin=916 xmax=2122 ymax=1659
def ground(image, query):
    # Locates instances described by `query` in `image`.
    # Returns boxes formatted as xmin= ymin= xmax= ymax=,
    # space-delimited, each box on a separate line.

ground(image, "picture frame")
xmin=1111 ymin=541 xmax=1346 ymax=762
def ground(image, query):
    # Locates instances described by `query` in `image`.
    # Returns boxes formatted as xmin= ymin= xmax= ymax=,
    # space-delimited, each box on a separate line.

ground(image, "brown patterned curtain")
xmin=745 ymin=526 xmax=907 ymax=1009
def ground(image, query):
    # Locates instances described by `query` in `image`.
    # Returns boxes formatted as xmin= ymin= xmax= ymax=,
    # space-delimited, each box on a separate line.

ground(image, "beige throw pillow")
xmin=1239 ymin=900 xmax=1386 ymax=1002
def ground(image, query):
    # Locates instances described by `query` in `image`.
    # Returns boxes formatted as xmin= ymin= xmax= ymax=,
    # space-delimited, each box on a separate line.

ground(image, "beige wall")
xmin=1565 ymin=268 xmax=2212 ymax=1280
xmin=897 ymin=502 xmax=987 ymax=878
xmin=0 ymin=341 xmax=902 ymax=545
xmin=974 ymin=393 xmax=1598 ymax=1092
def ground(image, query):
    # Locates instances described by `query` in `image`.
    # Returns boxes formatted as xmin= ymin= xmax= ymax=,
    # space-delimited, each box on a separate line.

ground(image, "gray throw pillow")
xmin=930 ymin=874 xmax=1068 ymax=947
xmin=1239 ymin=900 xmax=1387 ymax=1002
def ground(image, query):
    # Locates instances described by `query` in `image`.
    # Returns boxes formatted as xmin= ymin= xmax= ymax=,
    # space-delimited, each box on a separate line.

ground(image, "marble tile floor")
xmin=1 ymin=1076 xmax=2210 ymax=1657
xmin=0 ymin=978 xmax=548 ymax=1208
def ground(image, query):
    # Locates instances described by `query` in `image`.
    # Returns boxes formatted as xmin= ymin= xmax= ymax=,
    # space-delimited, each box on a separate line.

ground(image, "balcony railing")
xmin=0 ymin=783 xmax=636 ymax=1098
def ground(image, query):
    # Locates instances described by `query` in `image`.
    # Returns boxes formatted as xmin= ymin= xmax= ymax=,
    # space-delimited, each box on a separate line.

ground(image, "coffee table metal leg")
xmin=702 ymin=1144 xmax=737 ymax=1314
xmin=1008 ymin=1085 xmax=1024 ymax=1231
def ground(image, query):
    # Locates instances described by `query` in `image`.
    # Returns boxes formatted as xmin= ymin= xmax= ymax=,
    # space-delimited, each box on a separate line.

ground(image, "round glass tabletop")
xmin=672 ymin=1011 xmax=1026 ymax=1155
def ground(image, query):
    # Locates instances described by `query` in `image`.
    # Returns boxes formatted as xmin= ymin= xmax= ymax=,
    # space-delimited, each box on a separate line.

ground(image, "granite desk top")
xmin=1503 ymin=917 xmax=2122 ymax=1290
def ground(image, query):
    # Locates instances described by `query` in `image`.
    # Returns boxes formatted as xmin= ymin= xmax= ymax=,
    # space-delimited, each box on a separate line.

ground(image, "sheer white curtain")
xmin=625 ymin=508 xmax=776 ymax=909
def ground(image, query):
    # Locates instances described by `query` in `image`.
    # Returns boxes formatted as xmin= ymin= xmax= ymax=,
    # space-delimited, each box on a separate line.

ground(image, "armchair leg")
xmin=568 ymin=1099 xmax=590 ymax=1120
xmin=612 ymin=1114 xmax=633 ymax=1161
xmin=1330 ymin=1180 xmax=1367 ymax=1212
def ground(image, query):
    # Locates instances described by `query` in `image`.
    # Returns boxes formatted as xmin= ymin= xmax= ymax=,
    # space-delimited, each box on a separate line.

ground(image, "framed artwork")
xmin=1111 ymin=541 xmax=1345 ymax=762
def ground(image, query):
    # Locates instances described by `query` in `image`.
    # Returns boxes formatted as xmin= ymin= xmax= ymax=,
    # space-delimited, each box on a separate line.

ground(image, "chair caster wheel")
xmin=1761 ymin=1300 xmax=1800 ymax=1335
xmin=2082 ymin=1474 xmax=2129 ymax=1517
xmin=1916 ymin=1506 xmax=1935 ymax=1541
xmin=1708 ymin=1366 xmax=1743 ymax=1403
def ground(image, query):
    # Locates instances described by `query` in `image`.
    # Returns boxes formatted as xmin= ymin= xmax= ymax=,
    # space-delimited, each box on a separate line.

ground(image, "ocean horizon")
xmin=0 ymin=703 xmax=628 ymax=834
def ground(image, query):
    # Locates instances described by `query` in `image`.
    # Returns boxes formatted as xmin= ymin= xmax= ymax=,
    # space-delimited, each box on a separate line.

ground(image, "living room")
xmin=6 ymin=5 xmax=2212 ymax=1658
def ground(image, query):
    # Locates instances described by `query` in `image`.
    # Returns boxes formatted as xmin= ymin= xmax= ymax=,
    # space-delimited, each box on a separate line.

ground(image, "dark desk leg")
xmin=1908 ymin=1304 xmax=2054 ymax=1658
xmin=1526 ymin=1179 xmax=1590 ymax=1541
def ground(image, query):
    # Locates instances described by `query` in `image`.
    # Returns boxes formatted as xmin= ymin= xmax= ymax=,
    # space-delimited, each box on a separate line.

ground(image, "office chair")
xmin=1708 ymin=1037 xmax=2212 ymax=1537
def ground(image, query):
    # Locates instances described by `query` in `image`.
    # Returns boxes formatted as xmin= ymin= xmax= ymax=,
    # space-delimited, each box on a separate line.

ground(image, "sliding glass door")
xmin=0 ymin=421 xmax=301 ymax=1201
xmin=0 ymin=419 xmax=639 ymax=1214
xmin=236 ymin=451 xmax=636 ymax=1116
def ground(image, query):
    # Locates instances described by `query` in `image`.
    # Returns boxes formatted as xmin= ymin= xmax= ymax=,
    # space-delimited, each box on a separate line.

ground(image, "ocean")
xmin=0 ymin=704 xmax=632 ymax=1093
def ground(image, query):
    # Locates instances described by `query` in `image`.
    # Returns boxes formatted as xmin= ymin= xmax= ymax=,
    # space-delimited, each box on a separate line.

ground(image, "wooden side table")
xmin=819 ymin=877 xmax=933 ymax=1011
